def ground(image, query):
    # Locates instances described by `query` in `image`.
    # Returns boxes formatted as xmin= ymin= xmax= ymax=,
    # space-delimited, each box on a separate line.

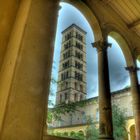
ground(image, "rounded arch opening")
xmin=107 ymin=35 xmax=131 ymax=91
xmin=50 ymin=1 xmax=99 ymax=103
xmin=78 ymin=130 xmax=84 ymax=136
xmin=61 ymin=0 xmax=103 ymax=42
xmin=108 ymin=31 xmax=134 ymax=67
xmin=47 ymin=1 xmax=99 ymax=138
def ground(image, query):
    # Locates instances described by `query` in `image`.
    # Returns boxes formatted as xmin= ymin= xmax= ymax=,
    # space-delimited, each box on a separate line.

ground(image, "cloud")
xmin=108 ymin=37 xmax=130 ymax=91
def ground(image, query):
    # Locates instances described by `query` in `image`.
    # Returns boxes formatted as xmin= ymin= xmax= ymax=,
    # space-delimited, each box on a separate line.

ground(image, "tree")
xmin=86 ymin=124 xmax=99 ymax=140
xmin=48 ymin=81 xmax=128 ymax=140
xmin=69 ymin=131 xmax=84 ymax=140
xmin=48 ymin=77 xmax=57 ymax=107
xmin=85 ymin=105 xmax=128 ymax=140
xmin=112 ymin=104 xmax=128 ymax=140
xmin=47 ymin=77 xmax=86 ymax=128
xmin=85 ymin=116 xmax=99 ymax=140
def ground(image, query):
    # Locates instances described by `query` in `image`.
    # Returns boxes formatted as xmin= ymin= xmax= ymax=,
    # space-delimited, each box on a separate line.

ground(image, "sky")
xmin=49 ymin=2 xmax=140 ymax=104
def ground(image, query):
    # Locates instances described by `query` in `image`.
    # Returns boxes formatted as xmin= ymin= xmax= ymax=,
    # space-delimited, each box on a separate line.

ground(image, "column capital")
xmin=125 ymin=66 xmax=140 ymax=73
xmin=92 ymin=40 xmax=111 ymax=52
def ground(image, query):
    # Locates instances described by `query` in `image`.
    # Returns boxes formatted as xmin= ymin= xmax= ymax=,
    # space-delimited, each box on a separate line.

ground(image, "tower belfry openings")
xmin=56 ymin=24 xmax=87 ymax=104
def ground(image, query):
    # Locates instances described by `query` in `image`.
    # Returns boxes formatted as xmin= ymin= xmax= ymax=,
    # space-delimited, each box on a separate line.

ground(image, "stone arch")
xmin=70 ymin=131 xmax=76 ymax=136
xmin=102 ymin=23 xmax=135 ymax=66
xmin=109 ymin=31 xmax=134 ymax=66
xmin=78 ymin=130 xmax=85 ymax=136
xmin=61 ymin=0 xmax=103 ymax=42
xmin=126 ymin=119 xmax=135 ymax=140
xmin=127 ymin=121 xmax=135 ymax=134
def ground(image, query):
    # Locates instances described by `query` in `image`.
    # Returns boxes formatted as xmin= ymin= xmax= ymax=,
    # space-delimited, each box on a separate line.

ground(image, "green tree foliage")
xmin=112 ymin=104 xmax=128 ymax=140
xmin=53 ymin=131 xmax=84 ymax=140
xmin=47 ymin=77 xmax=57 ymax=125
xmin=48 ymin=77 xmax=57 ymax=106
xmin=85 ymin=116 xmax=99 ymax=140
xmin=86 ymin=124 xmax=99 ymax=140
xmin=53 ymin=104 xmax=128 ymax=140
xmin=85 ymin=105 xmax=128 ymax=140
xmin=47 ymin=111 xmax=53 ymax=124
xmin=69 ymin=131 xmax=85 ymax=140
xmin=48 ymin=77 xmax=128 ymax=140
xmin=48 ymin=99 xmax=88 ymax=122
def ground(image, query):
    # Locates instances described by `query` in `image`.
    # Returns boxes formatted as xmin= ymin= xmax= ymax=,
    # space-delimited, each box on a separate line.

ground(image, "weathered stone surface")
xmin=93 ymin=41 xmax=114 ymax=139
xmin=0 ymin=0 xmax=59 ymax=140
xmin=0 ymin=0 xmax=140 ymax=140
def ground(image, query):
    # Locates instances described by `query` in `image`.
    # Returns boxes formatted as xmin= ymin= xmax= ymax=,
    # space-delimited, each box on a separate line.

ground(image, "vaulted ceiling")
xmin=101 ymin=0 xmax=140 ymax=37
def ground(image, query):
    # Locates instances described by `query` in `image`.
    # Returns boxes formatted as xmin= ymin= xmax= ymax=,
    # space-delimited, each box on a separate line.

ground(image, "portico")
xmin=0 ymin=0 xmax=140 ymax=140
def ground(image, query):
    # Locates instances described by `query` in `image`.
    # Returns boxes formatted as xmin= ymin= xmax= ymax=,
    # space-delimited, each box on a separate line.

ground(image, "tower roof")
xmin=61 ymin=24 xmax=87 ymax=34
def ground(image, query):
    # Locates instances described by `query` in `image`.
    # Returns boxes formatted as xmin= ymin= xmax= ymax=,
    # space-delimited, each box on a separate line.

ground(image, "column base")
xmin=98 ymin=135 xmax=114 ymax=140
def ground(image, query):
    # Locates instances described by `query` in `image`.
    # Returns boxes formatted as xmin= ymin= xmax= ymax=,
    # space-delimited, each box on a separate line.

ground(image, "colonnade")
xmin=0 ymin=0 xmax=60 ymax=140
xmin=0 ymin=1 xmax=140 ymax=140
xmin=93 ymin=40 xmax=140 ymax=140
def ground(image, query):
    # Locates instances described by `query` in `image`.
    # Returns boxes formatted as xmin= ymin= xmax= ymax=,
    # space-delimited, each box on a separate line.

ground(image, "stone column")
xmin=126 ymin=66 xmax=140 ymax=140
xmin=0 ymin=0 xmax=32 ymax=134
xmin=93 ymin=41 xmax=114 ymax=140
xmin=0 ymin=1 xmax=60 ymax=140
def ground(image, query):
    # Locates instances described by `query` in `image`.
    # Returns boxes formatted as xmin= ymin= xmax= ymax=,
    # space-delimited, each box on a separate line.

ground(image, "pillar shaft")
xmin=126 ymin=66 xmax=140 ymax=140
xmin=0 ymin=0 xmax=32 ymax=134
xmin=0 ymin=0 xmax=60 ymax=140
xmin=93 ymin=41 xmax=114 ymax=140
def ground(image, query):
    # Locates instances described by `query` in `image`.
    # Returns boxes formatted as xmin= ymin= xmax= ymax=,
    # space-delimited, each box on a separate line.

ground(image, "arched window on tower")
xmin=80 ymin=84 xmax=83 ymax=92
xmin=66 ymin=82 xmax=68 ymax=89
xmin=75 ymin=82 xmax=77 ymax=90
xmin=66 ymin=71 xmax=69 ymax=78
xmin=60 ymin=94 xmax=62 ymax=103
xmin=74 ymin=93 xmax=77 ymax=102
xmin=65 ymin=93 xmax=68 ymax=100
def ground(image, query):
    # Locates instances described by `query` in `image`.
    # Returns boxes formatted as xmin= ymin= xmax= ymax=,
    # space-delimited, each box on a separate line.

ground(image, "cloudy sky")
xmin=50 ymin=2 xmax=140 ymax=103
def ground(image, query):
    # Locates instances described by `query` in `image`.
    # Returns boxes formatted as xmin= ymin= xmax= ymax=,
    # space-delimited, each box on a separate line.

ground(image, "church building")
xmin=0 ymin=1 xmax=140 ymax=140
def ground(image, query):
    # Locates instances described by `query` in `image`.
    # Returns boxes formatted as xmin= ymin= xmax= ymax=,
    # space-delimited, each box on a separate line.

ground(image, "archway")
xmin=61 ymin=0 xmax=102 ymax=42
xmin=107 ymin=32 xmax=134 ymax=140
xmin=108 ymin=31 xmax=134 ymax=67
xmin=107 ymin=35 xmax=130 ymax=91
xmin=46 ymin=1 xmax=100 ymax=139
xmin=108 ymin=31 xmax=140 ymax=140
xmin=1 ymin=1 xmax=140 ymax=140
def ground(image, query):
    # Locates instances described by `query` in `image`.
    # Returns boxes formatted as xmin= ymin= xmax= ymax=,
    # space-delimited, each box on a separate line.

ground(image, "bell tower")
xmin=56 ymin=24 xmax=87 ymax=104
